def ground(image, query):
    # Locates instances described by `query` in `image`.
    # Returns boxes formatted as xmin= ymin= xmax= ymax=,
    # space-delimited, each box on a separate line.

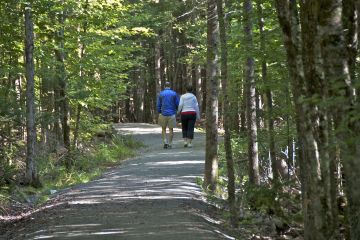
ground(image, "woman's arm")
xmin=194 ymin=96 xmax=200 ymax=120
xmin=177 ymin=95 xmax=184 ymax=114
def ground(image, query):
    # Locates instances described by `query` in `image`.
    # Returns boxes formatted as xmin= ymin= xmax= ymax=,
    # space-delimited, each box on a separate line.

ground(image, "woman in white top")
xmin=177 ymin=84 xmax=200 ymax=147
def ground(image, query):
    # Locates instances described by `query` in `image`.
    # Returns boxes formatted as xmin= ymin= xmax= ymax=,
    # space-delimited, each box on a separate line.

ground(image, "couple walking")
xmin=156 ymin=82 xmax=200 ymax=149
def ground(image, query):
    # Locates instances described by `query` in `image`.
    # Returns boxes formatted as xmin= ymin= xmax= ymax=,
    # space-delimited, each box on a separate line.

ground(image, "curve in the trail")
xmin=1 ymin=123 xmax=235 ymax=240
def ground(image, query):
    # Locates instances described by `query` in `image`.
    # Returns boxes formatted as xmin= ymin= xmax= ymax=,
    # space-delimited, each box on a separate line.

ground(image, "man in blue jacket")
xmin=157 ymin=82 xmax=179 ymax=149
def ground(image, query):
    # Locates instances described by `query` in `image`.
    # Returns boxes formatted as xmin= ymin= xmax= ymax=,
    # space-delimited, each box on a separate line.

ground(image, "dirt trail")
xmin=1 ymin=123 xmax=235 ymax=240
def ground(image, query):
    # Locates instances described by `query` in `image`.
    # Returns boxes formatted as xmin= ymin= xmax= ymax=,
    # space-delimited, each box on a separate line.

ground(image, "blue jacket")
xmin=157 ymin=88 xmax=179 ymax=116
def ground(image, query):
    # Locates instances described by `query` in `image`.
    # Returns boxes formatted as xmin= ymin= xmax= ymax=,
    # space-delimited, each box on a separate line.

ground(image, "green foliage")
xmin=0 ymin=163 xmax=16 ymax=187
xmin=217 ymin=135 xmax=302 ymax=225
xmin=38 ymin=135 xmax=142 ymax=190
xmin=244 ymin=184 xmax=279 ymax=214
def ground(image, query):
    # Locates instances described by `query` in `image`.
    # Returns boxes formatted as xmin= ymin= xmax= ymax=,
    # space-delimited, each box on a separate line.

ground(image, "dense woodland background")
xmin=1 ymin=0 xmax=360 ymax=239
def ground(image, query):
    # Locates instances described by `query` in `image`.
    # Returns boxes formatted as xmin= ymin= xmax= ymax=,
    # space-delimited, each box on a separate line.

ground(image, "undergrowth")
xmin=198 ymin=137 xmax=303 ymax=239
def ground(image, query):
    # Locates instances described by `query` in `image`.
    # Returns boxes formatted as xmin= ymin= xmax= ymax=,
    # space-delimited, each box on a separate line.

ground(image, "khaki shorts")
xmin=158 ymin=114 xmax=176 ymax=128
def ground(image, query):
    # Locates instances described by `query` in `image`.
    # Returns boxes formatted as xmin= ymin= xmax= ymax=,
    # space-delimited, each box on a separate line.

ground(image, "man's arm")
xmin=175 ymin=94 xmax=180 ymax=108
xmin=156 ymin=95 xmax=162 ymax=113
xmin=177 ymin=95 xmax=183 ymax=114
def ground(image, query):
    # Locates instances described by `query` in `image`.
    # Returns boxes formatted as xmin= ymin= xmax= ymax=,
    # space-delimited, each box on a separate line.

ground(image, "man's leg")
xmin=162 ymin=127 xmax=168 ymax=147
xmin=159 ymin=114 xmax=168 ymax=148
xmin=168 ymin=128 xmax=174 ymax=147
xmin=166 ymin=115 xmax=176 ymax=148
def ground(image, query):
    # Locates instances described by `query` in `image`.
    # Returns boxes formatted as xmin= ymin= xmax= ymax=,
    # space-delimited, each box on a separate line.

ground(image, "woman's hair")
xmin=186 ymin=84 xmax=193 ymax=93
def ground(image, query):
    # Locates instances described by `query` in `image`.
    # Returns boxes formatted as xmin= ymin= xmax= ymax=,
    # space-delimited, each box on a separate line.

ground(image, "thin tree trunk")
xmin=240 ymin=81 xmax=246 ymax=133
xmin=195 ymin=64 xmax=202 ymax=105
xmin=201 ymin=66 xmax=207 ymax=114
xmin=217 ymin=0 xmax=237 ymax=226
xmin=133 ymin=69 xmax=143 ymax=122
xmin=155 ymin=37 xmax=162 ymax=96
xmin=204 ymin=0 xmax=219 ymax=191
xmin=229 ymin=74 xmax=240 ymax=134
xmin=73 ymin=104 xmax=81 ymax=148
xmin=257 ymin=1 xmax=278 ymax=183
xmin=343 ymin=0 xmax=358 ymax=87
xmin=54 ymin=2 xmax=71 ymax=168
xmin=160 ymin=41 xmax=166 ymax=88
xmin=24 ymin=2 xmax=40 ymax=187
xmin=73 ymin=16 xmax=86 ymax=148
xmin=53 ymin=81 xmax=62 ymax=144
xmin=243 ymin=0 xmax=260 ymax=185
xmin=191 ymin=63 xmax=197 ymax=96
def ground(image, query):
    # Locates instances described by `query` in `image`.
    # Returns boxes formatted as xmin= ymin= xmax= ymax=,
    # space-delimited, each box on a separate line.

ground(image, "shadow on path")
xmin=1 ymin=123 xmax=234 ymax=240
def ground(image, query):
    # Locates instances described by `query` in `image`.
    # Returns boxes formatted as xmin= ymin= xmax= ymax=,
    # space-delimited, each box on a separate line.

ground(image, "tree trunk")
xmin=54 ymin=2 xmax=71 ymax=168
xmin=24 ymin=3 xmax=40 ymax=187
xmin=320 ymin=0 xmax=360 ymax=238
xmin=229 ymin=75 xmax=240 ymax=134
xmin=257 ymin=1 xmax=278 ymax=183
xmin=155 ymin=38 xmax=162 ymax=96
xmin=201 ymin=66 xmax=207 ymax=114
xmin=217 ymin=0 xmax=237 ymax=226
xmin=195 ymin=64 xmax=202 ymax=103
xmin=240 ymin=81 xmax=247 ymax=133
xmin=133 ymin=69 xmax=143 ymax=122
xmin=299 ymin=2 xmax=326 ymax=239
xmin=298 ymin=0 xmax=339 ymax=238
xmin=274 ymin=0 xmax=311 ymax=232
xmin=243 ymin=0 xmax=260 ymax=185
xmin=191 ymin=63 xmax=197 ymax=96
xmin=73 ymin=104 xmax=81 ymax=148
xmin=160 ymin=41 xmax=166 ymax=88
xmin=204 ymin=0 xmax=219 ymax=192
xmin=343 ymin=0 xmax=358 ymax=87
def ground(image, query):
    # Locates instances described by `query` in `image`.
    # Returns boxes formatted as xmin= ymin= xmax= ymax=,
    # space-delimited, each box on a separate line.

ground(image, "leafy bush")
xmin=0 ymin=164 xmax=16 ymax=187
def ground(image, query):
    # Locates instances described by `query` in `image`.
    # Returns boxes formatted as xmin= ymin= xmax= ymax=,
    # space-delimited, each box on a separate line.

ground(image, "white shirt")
xmin=178 ymin=93 xmax=200 ymax=120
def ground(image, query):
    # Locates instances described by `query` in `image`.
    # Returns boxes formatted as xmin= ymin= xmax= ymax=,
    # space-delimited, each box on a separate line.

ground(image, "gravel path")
xmin=1 ymin=123 xmax=235 ymax=240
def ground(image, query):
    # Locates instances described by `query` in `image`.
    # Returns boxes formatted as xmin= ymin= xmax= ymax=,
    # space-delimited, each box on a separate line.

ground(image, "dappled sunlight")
xmin=3 ymin=124 xmax=234 ymax=240
xmin=114 ymin=123 xmax=182 ymax=136
xmin=66 ymin=176 xmax=203 ymax=204
xmin=0 ymin=202 xmax=65 ymax=221
xmin=29 ymin=223 xmax=223 ymax=239
xmin=214 ymin=230 xmax=237 ymax=240
xmin=23 ymin=204 xmax=228 ymax=239
xmin=145 ymin=160 xmax=203 ymax=166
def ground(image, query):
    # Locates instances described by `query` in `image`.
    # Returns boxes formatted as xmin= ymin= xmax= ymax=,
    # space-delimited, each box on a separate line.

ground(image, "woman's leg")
xmin=187 ymin=114 xmax=196 ymax=143
xmin=181 ymin=114 xmax=188 ymax=139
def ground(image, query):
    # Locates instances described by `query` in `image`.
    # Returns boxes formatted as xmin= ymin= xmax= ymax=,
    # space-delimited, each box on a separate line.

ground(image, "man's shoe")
xmin=167 ymin=144 xmax=172 ymax=149
xmin=188 ymin=143 xmax=192 ymax=148
xmin=163 ymin=143 xmax=168 ymax=149
xmin=184 ymin=143 xmax=188 ymax=148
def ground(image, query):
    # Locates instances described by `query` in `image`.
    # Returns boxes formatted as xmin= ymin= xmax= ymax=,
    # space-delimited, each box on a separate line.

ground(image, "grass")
xmin=38 ymin=135 xmax=143 ymax=201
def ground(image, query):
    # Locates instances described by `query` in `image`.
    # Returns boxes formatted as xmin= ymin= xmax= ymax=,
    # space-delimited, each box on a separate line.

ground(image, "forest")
xmin=1 ymin=0 xmax=360 ymax=239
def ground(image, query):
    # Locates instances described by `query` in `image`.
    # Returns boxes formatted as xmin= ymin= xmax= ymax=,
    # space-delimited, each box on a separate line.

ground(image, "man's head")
xmin=164 ymin=82 xmax=171 ymax=89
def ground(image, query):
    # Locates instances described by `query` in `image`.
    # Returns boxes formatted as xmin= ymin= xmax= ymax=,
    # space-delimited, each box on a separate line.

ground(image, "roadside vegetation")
xmin=0 ymin=125 xmax=143 ymax=216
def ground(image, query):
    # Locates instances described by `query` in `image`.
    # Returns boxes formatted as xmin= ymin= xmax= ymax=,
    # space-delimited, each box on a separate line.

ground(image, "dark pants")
xmin=181 ymin=114 xmax=196 ymax=139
